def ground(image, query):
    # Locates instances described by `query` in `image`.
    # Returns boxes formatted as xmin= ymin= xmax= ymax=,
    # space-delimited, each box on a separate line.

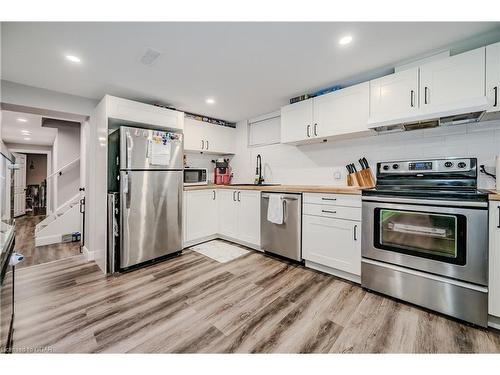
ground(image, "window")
xmin=247 ymin=111 xmax=280 ymax=147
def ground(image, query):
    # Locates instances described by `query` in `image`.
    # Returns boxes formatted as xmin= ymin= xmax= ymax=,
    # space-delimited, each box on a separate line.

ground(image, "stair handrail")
xmin=47 ymin=157 xmax=80 ymax=179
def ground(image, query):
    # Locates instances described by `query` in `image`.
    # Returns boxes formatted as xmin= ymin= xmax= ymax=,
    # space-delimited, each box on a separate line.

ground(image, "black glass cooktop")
xmin=362 ymin=187 xmax=488 ymax=202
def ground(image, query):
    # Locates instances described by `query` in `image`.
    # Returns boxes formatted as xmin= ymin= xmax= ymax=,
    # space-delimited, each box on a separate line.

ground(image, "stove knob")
xmin=382 ymin=165 xmax=390 ymax=171
xmin=444 ymin=161 xmax=453 ymax=168
xmin=392 ymin=164 xmax=399 ymax=170
xmin=458 ymin=162 xmax=467 ymax=169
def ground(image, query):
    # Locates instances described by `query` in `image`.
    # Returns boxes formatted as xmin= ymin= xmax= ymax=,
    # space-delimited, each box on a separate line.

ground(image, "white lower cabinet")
xmin=302 ymin=215 xmax=361 ymax=276
xmin=184 ymin=189 xmax=218 ymax=244
xmin=302 ymin=193 xmax=362 ymax=282
xmin=184 ymin=189 xmax=261 ymax=248
xmin=489 ymin=201 xmax=500 ymax=324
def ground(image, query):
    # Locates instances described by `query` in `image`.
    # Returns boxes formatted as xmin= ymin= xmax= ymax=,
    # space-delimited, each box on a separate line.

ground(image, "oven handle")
xmin=362 ymin=196 xmax=487 ymax=208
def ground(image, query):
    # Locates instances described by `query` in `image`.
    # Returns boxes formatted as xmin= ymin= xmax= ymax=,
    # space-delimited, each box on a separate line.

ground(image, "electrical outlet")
xmin=333 ymin=170 xmax=342 ymax=180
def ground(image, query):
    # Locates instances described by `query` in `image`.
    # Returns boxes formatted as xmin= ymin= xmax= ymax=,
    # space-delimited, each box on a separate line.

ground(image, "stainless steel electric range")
xmin=361 ymin=157 xmax=488 ymax=327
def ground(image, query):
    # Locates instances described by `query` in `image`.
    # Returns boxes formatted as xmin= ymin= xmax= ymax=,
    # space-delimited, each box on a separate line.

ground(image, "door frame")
xmin=8 ymin=148 xmax=52 ymax=215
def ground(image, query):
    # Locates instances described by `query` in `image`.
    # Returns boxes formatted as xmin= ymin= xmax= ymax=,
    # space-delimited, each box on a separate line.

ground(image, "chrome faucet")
xmin=255 ymin=154 xmax=265 ymax=185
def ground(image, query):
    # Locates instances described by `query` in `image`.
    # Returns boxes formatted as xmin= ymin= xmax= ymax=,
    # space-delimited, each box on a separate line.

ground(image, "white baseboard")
xmin=82 ymin=246 xmax=95 ymax=261
xmin=305 ymin=260 xmax=361 ymax=284
xmin=35 ymin=234 xmax=62 ymax=247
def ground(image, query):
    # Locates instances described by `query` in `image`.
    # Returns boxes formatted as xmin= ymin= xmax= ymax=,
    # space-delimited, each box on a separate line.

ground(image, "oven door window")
xmin=374 ymin=208 xmax=466 ymax=265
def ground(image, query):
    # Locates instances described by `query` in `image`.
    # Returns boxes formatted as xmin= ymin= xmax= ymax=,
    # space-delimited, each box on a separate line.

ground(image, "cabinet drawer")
xmin=303 ymin=203 xmax=361 ymax=221
xmin=303 ymin=193 xmax=361 ymax=208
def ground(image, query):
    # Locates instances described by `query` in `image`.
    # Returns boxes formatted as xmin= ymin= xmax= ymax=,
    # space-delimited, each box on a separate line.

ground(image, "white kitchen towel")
xmin=267 ymin=194 xmax=284 ymax=225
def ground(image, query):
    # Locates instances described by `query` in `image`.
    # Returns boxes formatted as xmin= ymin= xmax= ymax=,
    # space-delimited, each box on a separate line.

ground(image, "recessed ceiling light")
xmin=23 ymin=137 xmax=31 ymax=141
xmin=65 ymin=55 xmax=82 ymax=63
xmin=205 ymin=98 xmax=215 ymax=105
xmin=339 ymin=35 xmax=353 ymax=46
xmin=17 ymin=118 xmax=27 ymax=123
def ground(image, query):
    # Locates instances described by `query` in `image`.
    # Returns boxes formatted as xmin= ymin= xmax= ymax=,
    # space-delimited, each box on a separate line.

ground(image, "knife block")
xmin=347 ymin=168 xmax=375 ymax=188
xmin=347 ymin=173 xmax=360 ymax=187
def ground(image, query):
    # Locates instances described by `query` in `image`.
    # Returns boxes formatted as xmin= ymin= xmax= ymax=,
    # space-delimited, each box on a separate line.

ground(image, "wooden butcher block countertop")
xmin=184 ymin=184 xmax=363 ymax=195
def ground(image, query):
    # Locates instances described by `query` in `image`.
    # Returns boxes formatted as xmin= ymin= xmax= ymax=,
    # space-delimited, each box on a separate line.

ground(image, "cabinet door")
xmin=314 ymin=82 xmax=370 ymax=137
xmin=302 ymin=215 xmax=361 ymax=276
xmin=236 ymin=190 xmax=261 ymax=246
xmin=185 ymin=190 xmax=217 ymax=242
xmin=184 ymin=118 xmax=206 ymax=152
xmin=217 ymin=189 xmax=238 ymax=238
xmin=489 ymin=202 xmax=500 ymax=317
xmin=486 ymin=42 xmax=500 ymax=113
xmin=369 ymin=67 xmax=419 ymax=122
xmin=280 ymin=99 xmax=314 ymax=143
xmin=420 ymin=47 xmax=486 ymax=111
xmin=204 ymin=122 xmax=236 ymax=154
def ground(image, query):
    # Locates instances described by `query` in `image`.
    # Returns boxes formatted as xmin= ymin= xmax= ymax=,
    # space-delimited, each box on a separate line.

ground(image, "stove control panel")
xmin=378 ymin=158 xmax=473 ymax=174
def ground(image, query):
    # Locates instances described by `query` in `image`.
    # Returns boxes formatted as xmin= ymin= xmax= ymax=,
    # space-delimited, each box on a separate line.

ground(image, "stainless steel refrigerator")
xmin=118 ymin=126 xmax=183 ymax=269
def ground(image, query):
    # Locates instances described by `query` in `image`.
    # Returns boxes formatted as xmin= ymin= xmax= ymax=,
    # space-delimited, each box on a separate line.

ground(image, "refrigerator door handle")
xmin=123 ymin=173 xmax=131 ymax=209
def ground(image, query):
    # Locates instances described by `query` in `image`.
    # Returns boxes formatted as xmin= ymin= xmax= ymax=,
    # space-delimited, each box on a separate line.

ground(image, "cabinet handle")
xmin=213 ymin=190 xmax=216 ymax=200
xmin=206 ymin=140 xmax=209 ymax=150
xmin=313 ymin=123 xmax=318 ymax=136
xmin=201 ymin=140 xmax=205 ymax=150
xmin=233 ymin=191 xmax=236 ymax=201
xmin=321 ymin=197 xmax=337 ymax=201
xmin=321 ymin=209 xmax=336 ymax=214
xmin=494 ymin=86 xmax=498 ymax=107
xmin=354 ymin=225 xmax=358 ymax=241
xmin=424 ymin=86 xmax=429 ymax=104
xmin=237 ymin=191 xmax=241 ymax=202
xmin=410 ymin=90 xmax=415 ymax=107
xmin=307 ymin=125 xmax=311 ymax=138
xmin=498 ymin=206 xmax=500 ymax=229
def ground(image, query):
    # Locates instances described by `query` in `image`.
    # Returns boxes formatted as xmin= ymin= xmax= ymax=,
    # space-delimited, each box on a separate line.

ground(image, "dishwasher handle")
xmin=261 ymin=194 xmax=299 ymax=201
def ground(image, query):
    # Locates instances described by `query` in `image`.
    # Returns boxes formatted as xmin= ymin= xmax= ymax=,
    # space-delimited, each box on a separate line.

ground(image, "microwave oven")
xmin=184 ymin=168 xmax=209 ymax=186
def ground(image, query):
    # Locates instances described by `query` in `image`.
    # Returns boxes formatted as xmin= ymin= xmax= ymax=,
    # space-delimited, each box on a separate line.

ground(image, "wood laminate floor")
xmin=12 ymin=249 xmax=500 ymax=353
xmin=14 ymin=214 xmax=81 ymax=269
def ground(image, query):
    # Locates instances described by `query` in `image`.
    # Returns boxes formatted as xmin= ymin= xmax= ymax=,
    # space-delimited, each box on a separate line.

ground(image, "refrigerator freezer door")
xmin=120 ymin=126 xmax=183 ymax=170
xmin=120 ymin=170 xmax=182 ymax=269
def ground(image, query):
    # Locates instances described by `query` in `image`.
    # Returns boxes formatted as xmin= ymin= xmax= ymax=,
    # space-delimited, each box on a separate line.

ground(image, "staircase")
xmin=35 ymin=193 xmax=81 ymax=247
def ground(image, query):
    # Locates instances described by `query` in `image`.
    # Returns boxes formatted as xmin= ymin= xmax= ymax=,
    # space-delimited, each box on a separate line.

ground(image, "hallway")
xmin=15 ymin=213 xmax=81 ymax=269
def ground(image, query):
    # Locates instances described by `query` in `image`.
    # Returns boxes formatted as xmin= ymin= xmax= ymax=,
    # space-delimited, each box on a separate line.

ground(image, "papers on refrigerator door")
xmin=149 ymin=140 xmax=171 ymax=166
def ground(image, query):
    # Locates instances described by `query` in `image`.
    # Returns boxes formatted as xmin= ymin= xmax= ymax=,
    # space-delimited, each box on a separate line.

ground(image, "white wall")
xmin=1 ymin=80 xmax=97 ymax=117
xmin=54 ymin=125 xmax=80 ymax=207
xmin=231 ymin=119 xmax=500 ymax=190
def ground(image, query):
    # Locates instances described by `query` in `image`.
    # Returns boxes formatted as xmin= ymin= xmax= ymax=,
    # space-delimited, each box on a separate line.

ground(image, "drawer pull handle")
xmin=321 ymin=197 xmax=337 ymax=201
xmin=498 ymin=206 xmax=500 ymax=229
xmin=322 ymin=210 xmax=337 ymax=214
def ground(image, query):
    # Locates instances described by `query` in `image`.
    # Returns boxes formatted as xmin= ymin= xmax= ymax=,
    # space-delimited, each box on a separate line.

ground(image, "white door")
xmin=13 ymin=153 xmax=27 ymax=217
xmin=280 ymin=99 xmax=314 ymax=143
xmin=185 ymin=190 xmax=217 ymax=242
xmin=184 ymin=118 xmax=207 ymax=152
xmin=236 ymin=190 xmax=261 ymax=246
xmin=369 ymin=67 xmax=419 ymax=122
xmin=419 ymin=47 xmax=486 ymax=111
xmin=203 ymin=122 xmax=236 ymax=154
xmin=314 ymin=82 xmax=370 ymax=137
xmin=217 ymin=189 xmax=238 ymax=238
xmin=302 ymin=215 xmax=361 ymax=276
xmin=486 ymin=42 xmax=500 ymax=113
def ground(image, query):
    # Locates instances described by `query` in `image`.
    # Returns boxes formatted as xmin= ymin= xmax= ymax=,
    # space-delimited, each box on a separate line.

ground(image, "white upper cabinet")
xmin=313 ymin=82 xmax=370 ymax=137
xmin=369 ymin=67 xmax=419 ymax=122
xmin=281 ymin=82 xmax=370 ymax=144
xmin=106 ymin=95 xmax=184 ymax=130
xmin=184 ymin=118 xmax=236 ymax=154
xmin=280 ymin=99 xmax=314 ymax=143
xmin=419 ymin=47 xmax=486 ymax=111
xmin=486 ymin=42 xmax=500 ymax=113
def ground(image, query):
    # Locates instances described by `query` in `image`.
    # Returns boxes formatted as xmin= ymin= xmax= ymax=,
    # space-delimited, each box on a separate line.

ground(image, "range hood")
xmin=367 ymin=96 xmax=489 ymax=133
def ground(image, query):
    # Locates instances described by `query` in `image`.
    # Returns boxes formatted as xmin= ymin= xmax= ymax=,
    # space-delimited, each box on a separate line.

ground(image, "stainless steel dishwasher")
xmin=261 ymin=193 xmax=302 ymax=262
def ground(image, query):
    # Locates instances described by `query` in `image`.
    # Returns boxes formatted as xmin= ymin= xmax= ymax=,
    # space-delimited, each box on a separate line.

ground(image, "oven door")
xmin=362 ymin=197 xmax=488 ymax=286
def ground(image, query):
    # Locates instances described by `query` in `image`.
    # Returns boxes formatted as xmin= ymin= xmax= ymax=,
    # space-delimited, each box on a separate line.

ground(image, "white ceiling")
xmin=1 ymin=110 xmax=57 ymax=146
xmin=2 ymin=22 xmax=500 ymax=122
